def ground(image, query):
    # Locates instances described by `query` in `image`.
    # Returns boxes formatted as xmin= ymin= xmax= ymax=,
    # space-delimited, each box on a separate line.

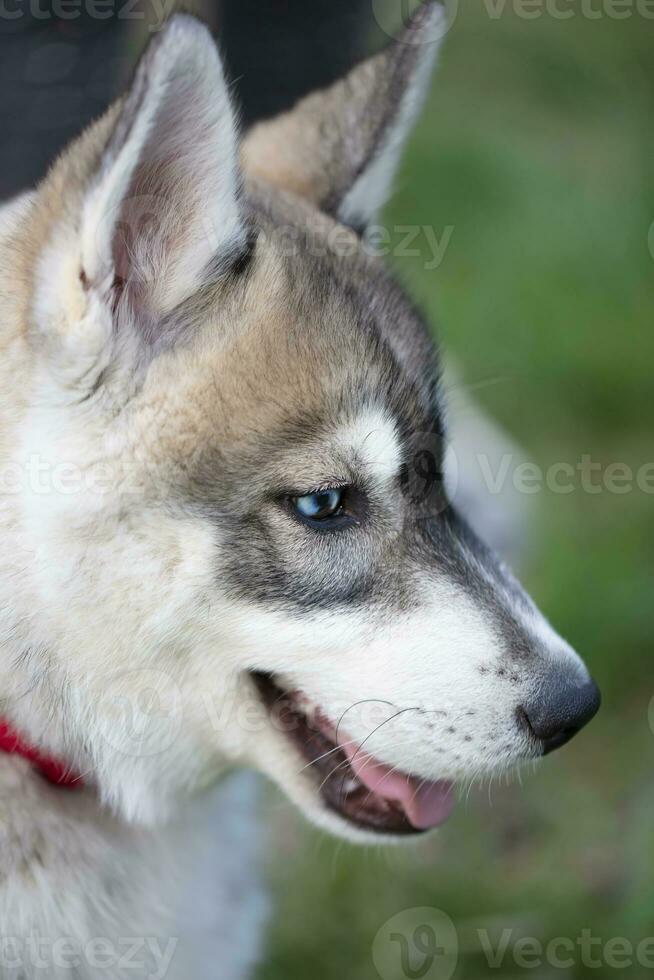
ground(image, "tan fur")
xmin=242 ymin=53 xmax=394 ymax=205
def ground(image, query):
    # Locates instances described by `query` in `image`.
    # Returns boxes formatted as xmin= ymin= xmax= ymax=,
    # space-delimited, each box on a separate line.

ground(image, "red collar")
xmin=0 ymin=720 xmax=84 ymax=790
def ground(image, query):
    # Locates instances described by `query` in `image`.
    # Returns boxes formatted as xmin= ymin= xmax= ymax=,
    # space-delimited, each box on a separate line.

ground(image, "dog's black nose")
xmin=520 ymin=672 xmax=601 ymax=754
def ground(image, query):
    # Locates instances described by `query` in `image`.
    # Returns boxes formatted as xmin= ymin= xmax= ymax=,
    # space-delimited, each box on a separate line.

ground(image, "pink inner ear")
xmin=109 ymin=157 xmax=186 ymax=315
xmin=80 ymin=14 xmax=244 ymax=322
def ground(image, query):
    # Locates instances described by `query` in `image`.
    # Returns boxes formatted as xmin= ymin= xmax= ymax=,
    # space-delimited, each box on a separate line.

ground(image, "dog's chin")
xmin=249 ymin=671 xmax=456 ymax=842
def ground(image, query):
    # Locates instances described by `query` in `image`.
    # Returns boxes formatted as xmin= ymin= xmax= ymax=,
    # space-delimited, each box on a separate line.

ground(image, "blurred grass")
xmin=257 ymin=5 xmax=654 ymax=979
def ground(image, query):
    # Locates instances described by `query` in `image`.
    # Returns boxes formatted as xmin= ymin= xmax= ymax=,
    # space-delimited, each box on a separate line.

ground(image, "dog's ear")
xmin=79 ymin=14 xmax=244 ymax=320
xmin=241 ymin=2 xmax=444 ymax=233
xmin=33 ymin=12 xmax=244 ymax=372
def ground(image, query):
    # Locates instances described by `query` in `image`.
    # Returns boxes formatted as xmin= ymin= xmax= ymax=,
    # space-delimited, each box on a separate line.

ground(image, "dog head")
xmin=0 ymin=8 xmax=599 ymax=840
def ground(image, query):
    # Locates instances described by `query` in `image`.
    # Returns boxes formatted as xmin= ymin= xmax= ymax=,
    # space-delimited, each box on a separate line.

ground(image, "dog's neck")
xmin=0 ymin=718 xmax=84 ymax=790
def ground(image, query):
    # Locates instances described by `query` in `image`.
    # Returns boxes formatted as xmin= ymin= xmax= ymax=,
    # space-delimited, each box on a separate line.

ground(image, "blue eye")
xmin=293 ymin=488 xmax=344 ymax=522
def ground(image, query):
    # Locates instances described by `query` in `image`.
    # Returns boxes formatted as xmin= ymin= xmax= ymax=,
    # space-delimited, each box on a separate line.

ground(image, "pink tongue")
xmin=342 ymin=742 xmax=454 ymax=830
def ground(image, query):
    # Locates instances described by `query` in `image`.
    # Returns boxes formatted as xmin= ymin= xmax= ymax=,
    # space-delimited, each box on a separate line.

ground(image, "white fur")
xmin=214 ymin=572 xmax=589 ymax=842
xmin=0 ymin=763 xmax=265 ymax=980
xmin=333 ymin=409 xmax=402 ymax=484
xmin=0 ymin=192 xmax=33 ymax=235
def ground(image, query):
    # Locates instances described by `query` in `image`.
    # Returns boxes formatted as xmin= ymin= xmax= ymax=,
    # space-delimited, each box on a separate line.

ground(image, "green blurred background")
xmin=257 ymin=4 xmax=654 ymax=979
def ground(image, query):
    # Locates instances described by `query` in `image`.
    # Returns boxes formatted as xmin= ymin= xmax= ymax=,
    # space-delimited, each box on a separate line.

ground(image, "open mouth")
xmin=251 ymin=672 xmax=454 ymax=836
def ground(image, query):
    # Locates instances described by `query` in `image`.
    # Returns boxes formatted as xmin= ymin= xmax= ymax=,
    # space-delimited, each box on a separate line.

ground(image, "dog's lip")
xmin=250 ymin=671 xmax=454 ymax=836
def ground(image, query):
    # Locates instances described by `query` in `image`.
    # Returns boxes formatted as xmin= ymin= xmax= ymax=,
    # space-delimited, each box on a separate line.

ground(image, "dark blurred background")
xmin=0 ymin=0 xmax=385 ymax=197
xmin=2 ymin=2 xmax=652 ymax=978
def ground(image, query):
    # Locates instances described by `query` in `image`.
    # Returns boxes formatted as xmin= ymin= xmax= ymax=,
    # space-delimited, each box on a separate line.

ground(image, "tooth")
xmin=341 ymin=778 xmax=360 ymax=794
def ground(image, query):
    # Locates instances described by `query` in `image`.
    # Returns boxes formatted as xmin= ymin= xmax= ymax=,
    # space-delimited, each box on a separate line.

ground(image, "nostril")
xmin=519 ymin=676 xmax=601 ymax=755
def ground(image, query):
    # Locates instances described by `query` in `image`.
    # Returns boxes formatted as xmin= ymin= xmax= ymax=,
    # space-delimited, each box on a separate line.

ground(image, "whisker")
xmin=346 ymin=707 xmax=419 ymax=770
xmin=338 ymin=708 xmax=421 ymax=805
xmin=297 ymin=736 xmax=359 ymax=775
xmin=317 ymin=709 xmax=413 ymax=798
xmin=334 ymin=699 xmax=395 ymax=753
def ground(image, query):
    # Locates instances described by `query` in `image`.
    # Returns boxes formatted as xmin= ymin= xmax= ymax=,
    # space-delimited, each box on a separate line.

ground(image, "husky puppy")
xmin=0 ymin=6 xmax=599 ymax=978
